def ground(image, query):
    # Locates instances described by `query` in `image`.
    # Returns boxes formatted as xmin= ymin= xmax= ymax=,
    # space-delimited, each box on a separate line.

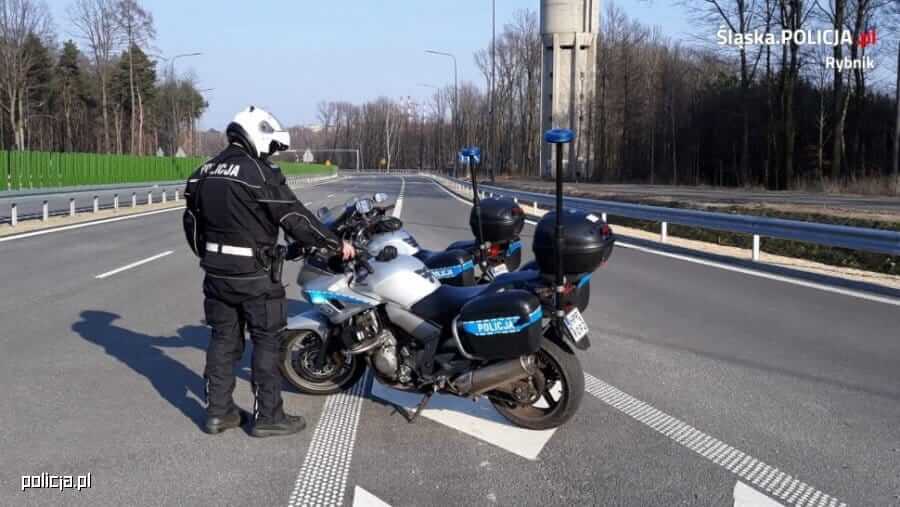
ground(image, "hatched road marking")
xmin=735 ymin=480 xmax=785 ymax=506
xmin=584 ymin=373 xmax=846 ymax=507
xmin=352 ymin=486 xmax=392 ymax=507
xmin=287 ymin=376 xmax=369 ymax=507
xmin=369 ymin=380 xmax=556 ymax=461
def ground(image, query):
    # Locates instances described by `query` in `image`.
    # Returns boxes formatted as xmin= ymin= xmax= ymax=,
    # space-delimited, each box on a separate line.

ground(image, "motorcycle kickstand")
xmin=406 ymin=392 xmax=433 ymax=423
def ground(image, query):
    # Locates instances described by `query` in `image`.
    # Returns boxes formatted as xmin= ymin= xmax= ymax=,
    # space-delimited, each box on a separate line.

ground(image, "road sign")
xmin=458 ymin=151 xmax=480 ymax=165
xmin=302 ymin=148 xmax=314 ymax=163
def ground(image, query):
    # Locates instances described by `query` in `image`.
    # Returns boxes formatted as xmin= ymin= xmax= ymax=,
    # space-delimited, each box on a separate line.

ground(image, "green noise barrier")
xmin=1 ymin=150 xmax=335 ymax=190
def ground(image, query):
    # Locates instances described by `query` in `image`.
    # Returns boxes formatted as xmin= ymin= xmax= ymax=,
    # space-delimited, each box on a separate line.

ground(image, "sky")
xmin=46 ymin=0 xmax=693 ymax=129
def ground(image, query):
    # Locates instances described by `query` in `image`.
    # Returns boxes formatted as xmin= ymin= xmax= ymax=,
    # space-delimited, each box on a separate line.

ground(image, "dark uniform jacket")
xmin=183 ymin=144 xmax=341 ymax=277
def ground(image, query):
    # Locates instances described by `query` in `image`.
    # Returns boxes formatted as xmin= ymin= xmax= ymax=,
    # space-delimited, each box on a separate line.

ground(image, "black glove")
xmin=286 ymin=242 xmax=305 ymax=261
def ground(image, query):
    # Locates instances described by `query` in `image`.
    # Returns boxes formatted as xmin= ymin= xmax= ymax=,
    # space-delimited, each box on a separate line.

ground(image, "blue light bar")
xmin=543 ymin=128 xmax=575 ymax=144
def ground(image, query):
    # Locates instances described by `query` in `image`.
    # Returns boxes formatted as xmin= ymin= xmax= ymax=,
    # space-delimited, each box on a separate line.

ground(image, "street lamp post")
xmin=167 ymin=52 xmax=202 ymax=155
xmin=489 ymin=0 xmax=496 ymax=182
xmin=425 ymin=49 xmax=458 ymax=176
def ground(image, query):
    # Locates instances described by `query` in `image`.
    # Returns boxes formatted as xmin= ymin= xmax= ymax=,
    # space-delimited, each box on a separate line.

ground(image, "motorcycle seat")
xmin=410 ymin=268 xmax=543 ymax=327
xmin=412 ymin=248 xmax=443 ymax=263
xmin=445 ymin=239 xmax=476 ymax=252
xmin=410 ymin=284 xmax=491 ymax=327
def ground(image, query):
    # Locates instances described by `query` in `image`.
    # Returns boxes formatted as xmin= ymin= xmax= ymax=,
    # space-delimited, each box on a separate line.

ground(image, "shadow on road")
xmin=71 ymin=303 xmax=313 ymax=428
xmin=72 ymin=310 xmax=249 ymax=429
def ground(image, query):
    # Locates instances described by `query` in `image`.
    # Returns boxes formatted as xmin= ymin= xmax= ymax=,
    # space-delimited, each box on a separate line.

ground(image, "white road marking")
xmin=352 ymin=486 xmax=392 ymax=507
xmin=392 ymin=178 xmax=405 ymax=218
xmin=370 ymin=380 xmax=556 ymax=461
xmin=734 ymin=481 xmax=785 ymax=506
xmin=429 ymin=177 xmax=473 ymax=207
xmin=583 ymin=373 xmax=846 ymax=507
xmin=287 ymin=375 xmax=368 ymax=507
xmin=95 ymin=251 xmax=173 ymax=279
xmin=0 ymin=206 xmax=183 ymax=243
xmin=327 ymin=194 xmax=335 ymax=198
xmin=429 ymin=177 xmax=900 ymax=307
xmin=616 ymin=241 xmax=900 ymax=307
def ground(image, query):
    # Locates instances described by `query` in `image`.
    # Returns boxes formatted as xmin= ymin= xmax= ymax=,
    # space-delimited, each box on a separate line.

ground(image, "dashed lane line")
xmin=392 ymin=178 xmax=405 ymax=218
xmin=95 ymin=251 xmax=174 ymax=279
xmin=583 ymin=373 xmax=846 ymax=507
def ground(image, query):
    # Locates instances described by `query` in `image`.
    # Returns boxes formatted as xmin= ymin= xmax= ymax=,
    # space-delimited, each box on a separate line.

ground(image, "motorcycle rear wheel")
xmin=489 ymin=337 xmax=584 ymax=430
xmin=280 ymin=330 xmax=365 ymax=395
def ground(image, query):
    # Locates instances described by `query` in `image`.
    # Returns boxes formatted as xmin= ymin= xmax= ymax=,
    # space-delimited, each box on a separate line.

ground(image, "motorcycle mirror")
xmin=355 ymin=198 xmax=374 ymax=214
xmin=316 ymin=206 xmax=329 ymax=219
xmin=373 ymin=192 xmax=389 ymax=203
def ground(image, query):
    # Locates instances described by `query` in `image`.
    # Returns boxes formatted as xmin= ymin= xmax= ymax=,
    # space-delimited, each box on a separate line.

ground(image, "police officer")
xmin=183 ymin=106 xmax=355 ymax=437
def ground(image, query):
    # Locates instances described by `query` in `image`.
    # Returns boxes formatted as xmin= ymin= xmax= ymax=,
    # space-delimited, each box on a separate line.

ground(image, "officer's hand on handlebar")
xmin=285 ymin=242 xmax=305 ymax=261
xmin=341 ymin=240 xmax=357 ymax=261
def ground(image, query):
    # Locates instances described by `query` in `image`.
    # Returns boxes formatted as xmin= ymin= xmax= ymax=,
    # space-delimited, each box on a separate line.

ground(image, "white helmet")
xmin=226 ymin=106 xmax=290 ymax=159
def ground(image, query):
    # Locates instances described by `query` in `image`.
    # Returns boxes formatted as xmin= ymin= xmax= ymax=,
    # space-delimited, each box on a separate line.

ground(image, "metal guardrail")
xmin=3 ymin=174 xmax=337 ymax=228
xmin=429 ymin=174 xmax=900 ymax=260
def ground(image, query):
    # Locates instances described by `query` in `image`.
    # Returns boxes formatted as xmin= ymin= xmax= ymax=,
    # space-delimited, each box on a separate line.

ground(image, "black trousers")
xmin=202 ymin=274 xmax=287 ymax=424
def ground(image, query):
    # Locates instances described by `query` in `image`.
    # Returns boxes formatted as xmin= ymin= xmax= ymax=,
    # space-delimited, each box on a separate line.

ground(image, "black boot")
xmin=205 ymin=410 xmax=248 ymax=435
xmin=251 ymin=414 xmax=307 ymax=438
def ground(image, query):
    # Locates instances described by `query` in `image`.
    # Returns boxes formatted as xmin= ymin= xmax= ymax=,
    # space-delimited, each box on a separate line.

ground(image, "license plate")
xmin=563 ymin=308 xmax=589 ymax=343
xmin=490 ymin=263 xmax=509 ymax=276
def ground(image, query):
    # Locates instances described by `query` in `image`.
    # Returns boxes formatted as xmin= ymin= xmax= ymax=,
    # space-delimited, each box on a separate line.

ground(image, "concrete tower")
xmin=540 ymin=0 xmax=598 ymax=179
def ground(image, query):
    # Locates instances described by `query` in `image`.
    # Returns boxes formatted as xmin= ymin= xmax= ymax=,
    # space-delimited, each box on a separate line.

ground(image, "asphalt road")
xmin=1 ymin=176 xmax=897 ymax=506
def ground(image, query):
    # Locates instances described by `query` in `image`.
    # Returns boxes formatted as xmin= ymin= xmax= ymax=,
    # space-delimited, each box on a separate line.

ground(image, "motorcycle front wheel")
xmin=280 ymin=330 xmax=365 ymax=395
xmin=489 ymin=337 xmax=584 ymax=430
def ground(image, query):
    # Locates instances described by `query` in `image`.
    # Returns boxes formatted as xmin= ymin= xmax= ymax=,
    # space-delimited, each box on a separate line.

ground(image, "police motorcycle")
xmin=339 ymin=150 xmax=599 ymax=313
xmin=279 ymin=130 xmax=615 ymax=430
xmin=362 ymin=148 xmax=527 ymax=287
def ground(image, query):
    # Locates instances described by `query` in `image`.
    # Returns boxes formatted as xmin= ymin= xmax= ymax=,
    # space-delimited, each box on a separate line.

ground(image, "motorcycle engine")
xmin=371 ymin=332 xmax=414 ymax=384
xmin=372 ymin=332 xmax=399 ymax=379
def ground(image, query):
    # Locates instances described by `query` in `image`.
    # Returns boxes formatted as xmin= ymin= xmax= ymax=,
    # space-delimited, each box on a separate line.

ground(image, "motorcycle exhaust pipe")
xmin=452 ymin=355 xmax=538 ymax=396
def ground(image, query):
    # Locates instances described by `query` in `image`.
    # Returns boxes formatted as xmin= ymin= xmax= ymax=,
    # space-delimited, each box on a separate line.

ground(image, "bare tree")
xmin=690 ymin=0 xmax=764 ymax=184
xmin=777 ymin=0 xmax=814 ymax=189
xmin=0 ymin=0 xmax=51 ymax=150
xmin=811 ymin=44 xmax=832 ymax=186
xmin=893 ymin=38 xmax=899 ymax=190
xmin=68 ymin=0 xmax=122 ymax=153
xmin=316 ymin=100 xmax=335 ymax=141
xmin=816 ymin=0 xmax=850 ymax=180
xmin=115 ymin=0 xmax=154 ymax=154
xmin=383 ymin=99 xmax=399 ymax=170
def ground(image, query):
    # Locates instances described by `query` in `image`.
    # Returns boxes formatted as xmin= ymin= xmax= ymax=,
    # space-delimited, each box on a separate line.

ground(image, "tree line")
xmin=0 ymin=0 xmax=207 ymax=156
xmin=309 ymin=2 xmax=899 ymax=191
